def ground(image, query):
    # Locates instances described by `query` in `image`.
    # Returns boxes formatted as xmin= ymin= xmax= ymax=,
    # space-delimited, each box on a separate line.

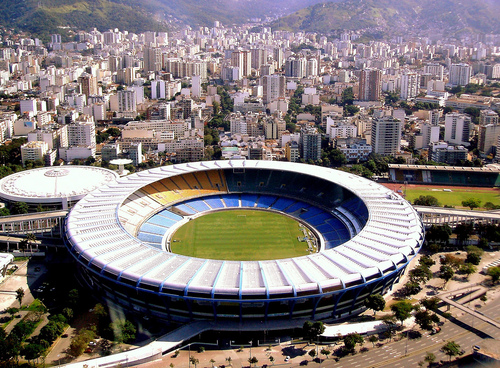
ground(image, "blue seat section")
xmin=342 ymin=197 xmax=369 ymax=222
xmin=305 ymin=213 xmax=332 ymax=226
xmin=157 ymin=210 xmax=183 ymax=222
xmin=183 ymin=198 xmax=211 ymax=212
xmin=270 ymin=197 xmax=296 ymax=211
xmin=223 ymin=194 xmax=240 ymax=208
xmin=240 ymin=194 xmax=258 ymax=207
xmin=148 ymin=214 xmax=177 ymax=228
xmin=284 ymin=201 xmax=311 ymax=213
xmin=256 ymin=195 xmax=276 ymax=208
xmin=139 ymin=223 xmax=167 ymax=235
xmin=299 ymin=207 xmax=323 ymax=220
xmin=326 ymin=217 xmax=345 ymax=228
xmin=204 ymin=196 xmax=225 ymax=209
xmin=173 ymin=204 xmax=197 ymax=215
xmin=137 ymin=232 xmax=163 ymax=244
xmin=315 ymin=223 xmax=334 ymax=233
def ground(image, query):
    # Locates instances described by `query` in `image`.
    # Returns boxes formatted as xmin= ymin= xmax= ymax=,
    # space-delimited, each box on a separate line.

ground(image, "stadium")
xmin=65 ymin=160 xmax=424 ymax=324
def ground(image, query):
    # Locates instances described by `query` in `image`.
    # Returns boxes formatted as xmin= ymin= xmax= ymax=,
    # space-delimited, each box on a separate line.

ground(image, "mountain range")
xmin=1 ymin=0 xmax=500 ymax=42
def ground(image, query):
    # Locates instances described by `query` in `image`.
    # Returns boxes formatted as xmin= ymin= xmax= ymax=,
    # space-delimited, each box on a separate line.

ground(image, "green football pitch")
xmin=170 ymin=210 xmax=310 ymax=261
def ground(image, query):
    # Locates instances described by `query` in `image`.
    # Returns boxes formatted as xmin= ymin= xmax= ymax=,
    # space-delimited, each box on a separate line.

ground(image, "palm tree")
xmin=26 ymin=233 xmax=37 ymax=253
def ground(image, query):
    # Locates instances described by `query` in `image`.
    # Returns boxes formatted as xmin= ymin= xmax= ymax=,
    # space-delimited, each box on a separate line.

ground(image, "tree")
xmin=21 ymin=343 xmax=44 ymax=363
xmin=439 ymin=265 xmax=455 ymax=286
xmin=320 ymin=348 xmax=330 ymax=359
xmin=401 ymin=281 xmax=421 ymax=297
xmin=441 ymin=341 xmax=462 ymax=361
xmin=414 ymin=309 xmax=439 ymax=330
xmin=364 ymin=294 xmax=386 ymax=316
xmin=0 ymin=207 xmax=10 ymax=216
xmin=269 ymin=355 xmax=275 ymax=365
xmin=343 ymin=333 xmax=364 ymax=354
xmin=487 ymin=266 xmax=500 ymax=283
xmin=459 ymin=263 xmax=476 ymax=280
xmin=420 ymin=297 xmax=440 ymax=311
xmin=454 ymin=223 xmax=474 ymax=245
xmin=226 ymin=357 xmax=232 ymax=366
xmin=210 ymin=358 xmax=216 ymax=367
xmin=15 ymin=288 xmax=24 ymax=307
xmin=11 ymin=202 xmax=28 ymax=215
xmin=413 ymin=195 xmax=439 ymax=207
xmin=462 ymin=198 xmax=481 ymax=210
xmin=391 ymin=300 xmax=413 ymax=325
xmin=419 ymin=255 xmax=435 ymax=268
xmin=248 ymin=356 xmax=258 ymax=367
xmin=424 ymin=352 xmax=436 ymax=367
xmin=110 ymin=320 xmax=136 ymax=344
xmin=302 ymin=321 xmax=325 ymax=342
xmin=68 ymin=289 xmax=80 ymax=308
xmin=409 ymin=265 xmax=433 ymax=284
xmin=381 ymin=315 xmax=397 ymax=341
xmin=368 ymin=335 xmax=379 ymax=348
xmin=190 ymin=357 xmax=200 ymax=368
xmin=25 ymin=233 xmax=37 ymax=252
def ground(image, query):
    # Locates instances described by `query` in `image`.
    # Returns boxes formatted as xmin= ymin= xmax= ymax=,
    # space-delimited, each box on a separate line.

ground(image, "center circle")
xmin=170 ymin=209 xmax=317 ymax=261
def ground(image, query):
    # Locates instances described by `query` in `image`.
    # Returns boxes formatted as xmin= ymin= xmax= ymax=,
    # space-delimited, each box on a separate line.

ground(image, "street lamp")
xmin=249 ymin=340 xmax=252 ymax=362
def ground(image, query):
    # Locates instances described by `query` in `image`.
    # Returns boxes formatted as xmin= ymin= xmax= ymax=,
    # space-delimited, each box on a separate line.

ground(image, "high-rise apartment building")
xmin=78 ymin=72 xmax=98 ymax=98
xmin=285 ymin=57 xmax=307 ymax=78
xmin=370 ymin=117 xmax=402 ymax=155
xmin=400 ymin=72 xmax=419 ymax=100
xmin=231 ymin=50 xmax=251 ymax=78
xmin=444 ymin=112 xmax=471 ymax=146
xmin=359 ymin=68 xmax=382 ymax=101
xmin=424 ymin=63 xmax=444 ymax=80
xmin=143 ymin=46 xmax=162 ymax=72
xmin=261 ymin=74 xmax=286 ymax=104
xmin=300 ymin=127 xmax=321 ymax=161
xmin=448 ymin=63 xmax=471 ymax=87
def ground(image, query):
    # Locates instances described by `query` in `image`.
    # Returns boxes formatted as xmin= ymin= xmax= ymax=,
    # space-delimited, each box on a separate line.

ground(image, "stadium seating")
xmin=240 ymin=194 xmax=259 ymax=207
xmin=204 ymin=196 xmax=225 ymax=209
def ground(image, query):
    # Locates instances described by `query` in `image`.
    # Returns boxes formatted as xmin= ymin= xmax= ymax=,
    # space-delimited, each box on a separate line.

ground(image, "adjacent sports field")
xmin=170 ymin=210 xmax=310 ymax=261
xmin=383 ymin=183 xmax=500 ymax=209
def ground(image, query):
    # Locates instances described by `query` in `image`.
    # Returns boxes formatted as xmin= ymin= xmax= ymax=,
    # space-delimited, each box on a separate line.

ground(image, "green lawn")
xmin=405 ymin=188 xmax=500 ymax=209
xmin=170 ymin=210 xmax=309 ymax=261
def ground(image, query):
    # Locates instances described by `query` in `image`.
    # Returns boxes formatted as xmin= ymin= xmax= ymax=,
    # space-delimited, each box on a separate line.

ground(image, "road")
xmin=139 ymin=294 xmax=500 ymax=368
xmin=316 ymin=298 xmax=500 ymax=368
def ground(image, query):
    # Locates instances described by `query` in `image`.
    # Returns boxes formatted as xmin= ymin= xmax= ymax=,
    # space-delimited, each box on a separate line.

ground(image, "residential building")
xmin=261 ymin=74 xmax=286 ymax=104
xmin=444 ymin=112 xmax=471 ymax=146
xmin=449 ymin=63 xmax=471 ymax=86
xmin=370 ymin=117 xmax=402 ymax=155
xmin=21 ymin=141 xmax=48 ymax=165
xmin=359 ymin=68 xmax=382 ymax=101
xmin=400 ymin=72 xmax=419 ymax=100
xmin=300 ymin=126 xmax=321 ymax=161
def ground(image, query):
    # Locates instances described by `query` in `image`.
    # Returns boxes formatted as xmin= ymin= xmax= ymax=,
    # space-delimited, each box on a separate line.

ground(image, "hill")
xmin=0 ymin=0 xmax=168 ymax=42
xmin=269 ymin=0 xmax=500 ymax=38
xmin=0 ymin=0 xmax=327 ymax=42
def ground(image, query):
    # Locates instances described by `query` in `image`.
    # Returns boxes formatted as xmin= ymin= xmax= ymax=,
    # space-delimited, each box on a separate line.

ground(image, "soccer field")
xmin=170 ymin=210 xmax=310 ymax=261
xmin=404 ymin=187 xmax=500 ymax=208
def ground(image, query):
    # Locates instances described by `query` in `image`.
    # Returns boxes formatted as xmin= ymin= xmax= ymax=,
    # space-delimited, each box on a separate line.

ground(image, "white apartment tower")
xmin=444 ymin=112 xmax=471 ymax=146
xmin=448 ymin=63 xmax=471 ymax=87
xmin=371 ymin=117 xmax=402 ymax=155
xmin=400 ymin=72 xmax=419 ymax=100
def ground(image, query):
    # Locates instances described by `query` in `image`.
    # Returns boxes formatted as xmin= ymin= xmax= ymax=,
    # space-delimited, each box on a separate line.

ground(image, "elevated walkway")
xmin=436 ymin=285 xmax=500 ymax=330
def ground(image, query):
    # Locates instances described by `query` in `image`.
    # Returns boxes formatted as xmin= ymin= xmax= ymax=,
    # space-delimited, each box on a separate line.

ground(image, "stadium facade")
xmin=65 ymin=160 xmax=424 ymax=324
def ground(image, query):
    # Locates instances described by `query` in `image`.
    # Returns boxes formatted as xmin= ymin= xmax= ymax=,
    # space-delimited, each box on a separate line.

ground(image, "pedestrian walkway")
xmin=61 ymin=321 xmax=214 ymax=368
xmin=436 ymin=285 xmax=500 ymax=330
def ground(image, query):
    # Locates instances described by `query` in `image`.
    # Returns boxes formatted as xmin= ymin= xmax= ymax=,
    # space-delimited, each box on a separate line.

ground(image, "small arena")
xmin=65 ymin=160 xmax=424 ymax=324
